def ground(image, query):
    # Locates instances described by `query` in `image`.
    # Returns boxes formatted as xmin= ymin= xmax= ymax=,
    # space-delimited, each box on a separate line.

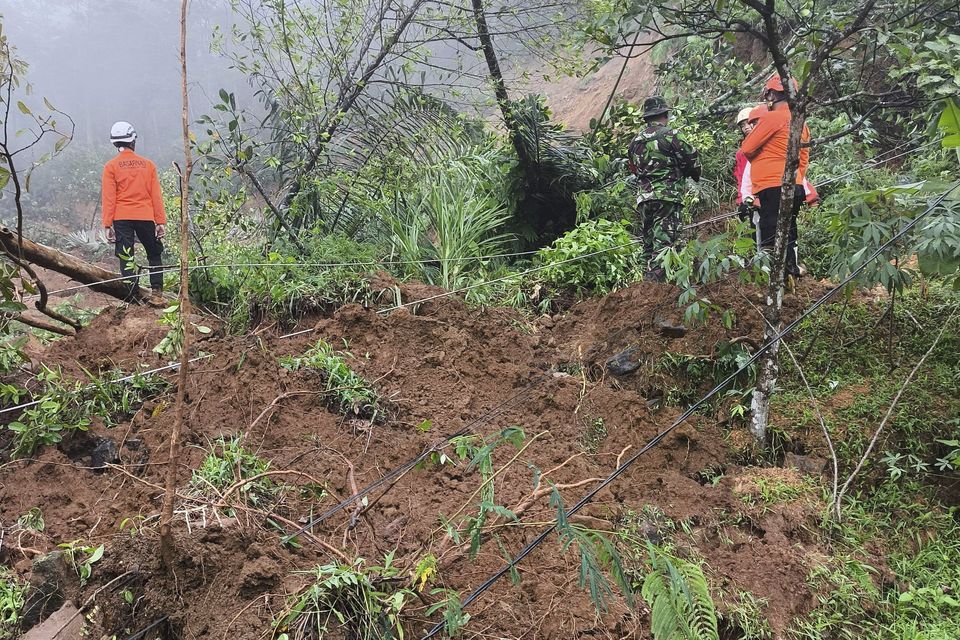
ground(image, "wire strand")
xmin=0 ymin=354 xmax=213 ymax=415
xmin=420 ymin=183 xmax=960 ymax=639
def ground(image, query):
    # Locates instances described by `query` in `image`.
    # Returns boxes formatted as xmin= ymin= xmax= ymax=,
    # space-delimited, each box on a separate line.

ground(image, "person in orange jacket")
xmin=734 ymin=105 xmax=819 ymax=258
xmin=739 ymin=75 xmax=811 ymax=279
xmin=102 ymin=121 xmax=166 ymax=301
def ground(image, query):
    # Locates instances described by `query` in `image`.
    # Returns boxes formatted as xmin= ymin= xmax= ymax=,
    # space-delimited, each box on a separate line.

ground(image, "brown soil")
xmin=0 ymin=276 xmax=838 ymax=640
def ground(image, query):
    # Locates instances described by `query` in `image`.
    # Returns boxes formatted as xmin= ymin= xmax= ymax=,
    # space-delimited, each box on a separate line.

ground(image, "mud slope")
xmin=0 ymin=277 xmax=834 ymax=639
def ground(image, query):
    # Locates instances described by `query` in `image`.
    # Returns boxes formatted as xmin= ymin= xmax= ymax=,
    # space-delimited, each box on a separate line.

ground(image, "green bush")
xmin=190 ymin=435 xmax=279 ymax=508
xmin=190 ymin=234 xmax=379 ymax=330
xmin=280 ymin=339 xmax=382 ymax=420
xmin=4 ymin=367 xmax=169 ymax=458
xmin=535 ymin=218 xmax=641 ymax=294
xmin=0 ymin=566 xmax=27 ymax=639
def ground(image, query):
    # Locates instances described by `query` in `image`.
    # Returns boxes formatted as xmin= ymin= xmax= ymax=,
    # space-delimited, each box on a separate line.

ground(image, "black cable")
xmin=281 ymin=373 xmax=550 ymax=545
xmin=421 ymin=183 xmax=960 ymax=639
xmin=122 ymin=616 xmax=168 ymax=640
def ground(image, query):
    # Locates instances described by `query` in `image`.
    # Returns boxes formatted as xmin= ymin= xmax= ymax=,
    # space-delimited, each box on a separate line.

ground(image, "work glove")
xmin=106 ymin=226 xmax=116 ymax=243
xmin=155 ymin=224 xmax=166 ymax=239
xmin=737 ymin=202 xmax=753 ymax=222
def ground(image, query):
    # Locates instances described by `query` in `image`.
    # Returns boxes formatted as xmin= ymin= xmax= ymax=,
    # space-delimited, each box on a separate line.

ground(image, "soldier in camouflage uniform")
xmin=627 ymin=96 xmax=701 ymax=280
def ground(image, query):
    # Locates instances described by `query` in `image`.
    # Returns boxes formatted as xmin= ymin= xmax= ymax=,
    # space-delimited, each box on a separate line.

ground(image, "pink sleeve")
xmin=741 ymin=161 xmax=754 ymax=203
xmin=734 ymin=151 xmax=747 ymax=204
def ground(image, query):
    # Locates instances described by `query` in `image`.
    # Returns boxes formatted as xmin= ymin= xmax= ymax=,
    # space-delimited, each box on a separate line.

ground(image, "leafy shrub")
xmin=190 ymin=235 xmax=379 ymax=330
xmin=275 ymin=553 xmax=467 ymax=640
xmin=280 ymin=339 xmax=382 ymax=420
xmin=384 ymin=149 xmax=515 ymax=289
xmin=4 ymin=367 xmax=169 ymax=458
xmin=662 ymin=223 xmax=767 ymax=324
xmin=535 ymin=218 xmax=641 ymax=294
xmin=0 ymin=567 xmax=27 ymax=640
xmin=190 ymin=435 xmax=279 ymax=508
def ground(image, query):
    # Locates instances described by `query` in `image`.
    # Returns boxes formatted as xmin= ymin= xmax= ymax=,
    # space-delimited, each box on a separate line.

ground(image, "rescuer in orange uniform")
xmin=739 ymin=74 xmax=810 ymax=279
xmin=102 ymin=121 xmax=166 ymax=301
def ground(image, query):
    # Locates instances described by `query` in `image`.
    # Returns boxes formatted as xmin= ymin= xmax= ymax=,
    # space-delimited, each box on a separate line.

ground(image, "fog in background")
xmin=4 ymin=0 xmax=243 ymax=161
xmin=1 ymin=0 xmax=251 ymax=232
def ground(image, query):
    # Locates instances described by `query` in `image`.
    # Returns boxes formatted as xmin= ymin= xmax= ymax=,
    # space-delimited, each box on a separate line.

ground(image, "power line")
xmin=0 ymin=354 xmax=213 ymax=416
xmin=420 ymin=183 xmax=959 ymax=639
xmin=281 ymin=374 xmax=549 ymax=544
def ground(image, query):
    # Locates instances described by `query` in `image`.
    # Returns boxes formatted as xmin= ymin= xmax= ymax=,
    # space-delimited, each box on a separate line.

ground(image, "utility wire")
xmin=281 ymin=374 xmax=549 ymax=544
xmin=21 ymin=136 xmax=938 ymax=302
xmin=420 ymin=183 xmax=959 ymax=639
xmin=0 ymin=354 xmax=213 ymax=415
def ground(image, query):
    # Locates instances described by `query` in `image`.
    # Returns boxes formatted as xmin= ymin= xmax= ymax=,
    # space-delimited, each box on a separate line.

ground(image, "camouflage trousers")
xmin=634 ymin=199 xmax=682 ymax=268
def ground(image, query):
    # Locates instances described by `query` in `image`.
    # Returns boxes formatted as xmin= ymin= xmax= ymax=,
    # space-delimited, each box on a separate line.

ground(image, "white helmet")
xmin=736 ymin=107 xmax=755 ymax=125
xmin=110 ymin=121 xmax=137 ymax=144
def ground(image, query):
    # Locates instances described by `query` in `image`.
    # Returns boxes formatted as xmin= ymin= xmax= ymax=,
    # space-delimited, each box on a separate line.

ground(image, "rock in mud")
xmin=59 ymin=432 xmax=119 ymax=471
xmin=657 ymin=320 xmax=687 ymax=338
xmin=606 ymin=346 xmax=641 ymax=376
xmin=21 ymin=551 xmax=75 ymax=630
xmin=90 ymin=437 xmax=119 ymax=469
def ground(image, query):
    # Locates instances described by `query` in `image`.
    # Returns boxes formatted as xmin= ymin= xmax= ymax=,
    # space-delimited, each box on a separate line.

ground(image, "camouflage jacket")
xmin=626 ymin=123 xmax=702 ymax=203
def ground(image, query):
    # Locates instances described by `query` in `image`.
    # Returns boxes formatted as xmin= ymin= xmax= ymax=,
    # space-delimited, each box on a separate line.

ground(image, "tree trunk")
xmin=0 ymin=227 xmax=144 ymax=302
xmin=471 ymin=0 xmax=526 ymax=163
xmin=159 ymin=0 xmax=195 ymax=571
xmin=749 ymin=103 xmax=807 ymax=443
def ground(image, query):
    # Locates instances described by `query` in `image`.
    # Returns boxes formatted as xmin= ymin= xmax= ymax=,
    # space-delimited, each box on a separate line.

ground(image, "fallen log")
xmin=0 ymin=227 xmax=143 ymax=302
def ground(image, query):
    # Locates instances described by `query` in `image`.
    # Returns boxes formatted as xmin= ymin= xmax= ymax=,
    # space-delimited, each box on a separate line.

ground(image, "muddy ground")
xmin=1 ymin=276 xmax=843 ymax=639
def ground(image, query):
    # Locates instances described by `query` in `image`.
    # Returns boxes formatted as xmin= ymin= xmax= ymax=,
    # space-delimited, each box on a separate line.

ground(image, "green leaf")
xmin=17 ymin=101 xmax=31 ymax=115
xmin=415 ymin=419 xmax=432 ymax=432
xmin=193 ymin=325 xmax=212 ymax=334
xmin=88 ymin=544 xmax=105 ymax=564
xmin=939 ymin=99 xmax=960 ymax=139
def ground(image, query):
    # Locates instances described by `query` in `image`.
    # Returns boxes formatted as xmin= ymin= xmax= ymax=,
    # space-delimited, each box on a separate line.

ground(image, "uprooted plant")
xmin=189 ymin=435 xmax=283 ymax=511
xmin=280 ymin=339 xmax=382 ymax=420
xmin=274 ymin=551 xmax=468 ymax=640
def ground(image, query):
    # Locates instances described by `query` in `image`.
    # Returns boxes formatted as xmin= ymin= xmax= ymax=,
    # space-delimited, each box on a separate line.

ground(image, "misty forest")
xmin=1 ymin=0 xmax=959 ymax=638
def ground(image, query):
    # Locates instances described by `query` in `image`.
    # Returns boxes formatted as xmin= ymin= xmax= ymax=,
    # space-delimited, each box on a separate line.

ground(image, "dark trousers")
xmin=756 ymin=185 xmax=804 ymax=274
xmin=113 ymin=219 xmax=164 ymax=292
xmin=636 ymin=199 xmax=682 ymax=268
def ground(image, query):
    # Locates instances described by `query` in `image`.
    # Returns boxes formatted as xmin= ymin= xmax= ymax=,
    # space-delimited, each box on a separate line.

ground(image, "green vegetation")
xmin=280 ymin=339 xmax=382 ymax=419
xmin=0 ymin=567 xmax=27 ymax=640
xmin=275 ymin=553 xmax=468 ymax=640
xmin=4 ymin=366 xmax=169 ymax=458
xmin=535 ymin=218 xmax=641 ymax=295
xmin=56 ymin=540 xmax=104 ymax=588
xmin=641 ymin=544 xmax=719 ymax=640
xmin=190 ymin=435 xmax=279 ymax=508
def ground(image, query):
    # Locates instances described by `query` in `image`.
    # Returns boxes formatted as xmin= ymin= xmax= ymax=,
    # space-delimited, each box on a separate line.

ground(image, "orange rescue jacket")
xmin=739 ymin=102 xmax=809 ymax=193
xmin=101 ymin=148 xmax=166 ymax=227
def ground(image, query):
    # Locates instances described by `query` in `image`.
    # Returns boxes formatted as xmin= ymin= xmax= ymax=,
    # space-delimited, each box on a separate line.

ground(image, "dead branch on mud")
xmin=834 ymin=311 xmax=956 ymax=519
xmin=780 ymin=340 xmax=840 ymax=509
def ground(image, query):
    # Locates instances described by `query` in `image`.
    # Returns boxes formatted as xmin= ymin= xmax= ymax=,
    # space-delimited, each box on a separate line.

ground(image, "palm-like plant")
xmin=386 ymin=152 xmax=514 ymax=290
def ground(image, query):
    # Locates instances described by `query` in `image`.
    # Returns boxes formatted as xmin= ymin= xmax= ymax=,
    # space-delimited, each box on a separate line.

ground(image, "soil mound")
xmin=0 ymin=277 xmax=834 ymax=639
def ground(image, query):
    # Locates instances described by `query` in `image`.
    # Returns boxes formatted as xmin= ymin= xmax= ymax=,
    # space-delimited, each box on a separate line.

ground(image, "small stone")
xmin=90 ymin=438 xmax=119 ymax=470
xmin=606 ymin=346 xmax=641 ymax=376
xmin=657 ymin=321 xmax=687 ymax=338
